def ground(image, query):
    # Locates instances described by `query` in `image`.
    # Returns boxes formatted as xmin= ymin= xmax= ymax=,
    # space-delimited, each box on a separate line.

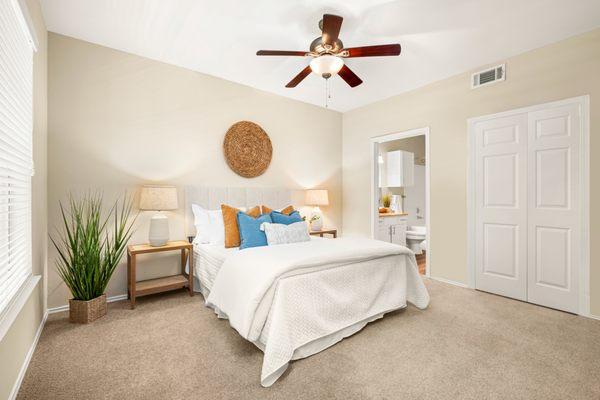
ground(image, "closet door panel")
xmin=527 ymin=104 xmax=580 ymax=313
xmin=474 ymin=113 xmax=528 ymax=301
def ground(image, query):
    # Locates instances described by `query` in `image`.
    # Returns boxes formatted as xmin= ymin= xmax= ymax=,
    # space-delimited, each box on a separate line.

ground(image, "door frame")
xmin=467 ymin=95 xmax=590 ymax=316
xmin=370 ymin=127 xmax=431 ymax=277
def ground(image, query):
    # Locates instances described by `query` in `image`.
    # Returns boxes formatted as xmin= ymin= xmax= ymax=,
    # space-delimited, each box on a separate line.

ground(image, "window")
xmin=0 ymin=0 xmax=35 ymax=316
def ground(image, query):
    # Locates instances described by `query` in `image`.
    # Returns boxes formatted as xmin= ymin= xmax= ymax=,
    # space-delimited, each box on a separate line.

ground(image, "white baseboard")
xmin=428 ymin=276 xmax=469 ymax=288
xmin=47 ymin=294 xmax=128 ymax=314
xmin=582 ymin=312 xmax=600 ymax=321
xmin=9 ymin=310 xmax=47 ymax=400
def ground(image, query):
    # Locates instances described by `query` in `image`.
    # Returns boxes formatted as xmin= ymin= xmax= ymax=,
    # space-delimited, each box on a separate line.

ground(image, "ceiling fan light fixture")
xmin=257 ymin=14 xmax=401 ymax=88
xmin=310 ymin=55 xmax=344 ymax=78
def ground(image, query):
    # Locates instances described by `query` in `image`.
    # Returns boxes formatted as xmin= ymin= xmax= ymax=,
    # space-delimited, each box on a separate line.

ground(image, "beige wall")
xmin=342 ymin=28 xmax=600 ymax=315
xmin=0 ymin=288 xmax=43 ymax=400
xmin=47 ymin=33 xmax=343 ymax=309
xmin=0 ymin=0 xmax=47 ymax=398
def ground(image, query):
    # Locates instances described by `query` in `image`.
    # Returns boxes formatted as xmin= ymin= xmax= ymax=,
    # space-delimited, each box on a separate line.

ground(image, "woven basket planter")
xmin=69 ymin=294 xmax=107 ymax=324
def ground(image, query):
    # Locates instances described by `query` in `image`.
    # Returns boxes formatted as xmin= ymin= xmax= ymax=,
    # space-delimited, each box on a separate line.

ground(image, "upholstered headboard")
xmin=184 ymin=186 xmax=294 ymax=237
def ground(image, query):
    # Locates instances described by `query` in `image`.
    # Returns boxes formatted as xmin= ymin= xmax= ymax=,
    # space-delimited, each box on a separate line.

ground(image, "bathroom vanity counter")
xmin=378 ymin=212 xmax=408 ymax=217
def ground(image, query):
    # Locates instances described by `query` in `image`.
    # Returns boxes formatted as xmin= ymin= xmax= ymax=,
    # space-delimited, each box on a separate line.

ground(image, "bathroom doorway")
xmin=370 ymin=128 xmax=430 ymax=276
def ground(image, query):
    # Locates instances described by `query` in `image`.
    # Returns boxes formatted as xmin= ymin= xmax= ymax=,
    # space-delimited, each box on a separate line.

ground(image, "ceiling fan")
xmin=256 ymin=14 xmax=401 ymax=88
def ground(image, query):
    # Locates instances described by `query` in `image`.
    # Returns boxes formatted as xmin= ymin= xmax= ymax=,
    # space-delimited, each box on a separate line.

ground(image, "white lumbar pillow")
xmin=191 ymin=204 xmax=225 ymax=245
xmin=261 ymin=221 xmax=310 ymax=246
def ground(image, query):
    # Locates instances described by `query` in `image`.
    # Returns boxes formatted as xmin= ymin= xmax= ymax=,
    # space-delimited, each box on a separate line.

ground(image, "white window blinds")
xmin=0 ymin=0 xmax=34 ymax=315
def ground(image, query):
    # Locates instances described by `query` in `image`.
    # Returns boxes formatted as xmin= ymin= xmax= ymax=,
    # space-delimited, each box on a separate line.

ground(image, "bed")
xmin=185 ymin=187 xmax=430 ymax=387
xmin=192 ymin=242 xmax=237 ymax=298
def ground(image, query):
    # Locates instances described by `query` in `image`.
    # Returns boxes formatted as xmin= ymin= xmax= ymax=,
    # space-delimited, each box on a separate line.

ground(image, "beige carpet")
xmin=17 ymin=279 xmax=600 ymax=400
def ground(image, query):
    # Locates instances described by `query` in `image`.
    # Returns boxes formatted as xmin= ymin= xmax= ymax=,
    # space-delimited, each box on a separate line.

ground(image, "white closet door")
xmin=527 ymin=104 xmax=580 ymax=313
xmin=475 ymin=114 xmax=528 ymax=300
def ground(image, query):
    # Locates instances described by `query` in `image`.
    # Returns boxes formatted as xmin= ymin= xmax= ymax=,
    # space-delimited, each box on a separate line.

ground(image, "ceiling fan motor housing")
xmin=310 ymin=37 xmax=344 ymax=54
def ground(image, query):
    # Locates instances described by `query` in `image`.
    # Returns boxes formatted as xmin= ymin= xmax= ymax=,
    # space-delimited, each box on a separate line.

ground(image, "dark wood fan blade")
xmin=343 ymin=44 xmax=401 ymax=58
xmin=286 ymin=66 xmax=312 ymax=88
xmin=257 ymin=50 xmax=308 ymax=56
xmin=321 ymin=14 xmax=343 ymax=46
xmin=338 ymin=64 xmax=363 ymax=87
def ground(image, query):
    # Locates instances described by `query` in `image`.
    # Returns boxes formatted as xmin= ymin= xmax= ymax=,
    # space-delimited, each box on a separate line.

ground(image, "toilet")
xmin=406 ymin=226 xmax=426 ymax=254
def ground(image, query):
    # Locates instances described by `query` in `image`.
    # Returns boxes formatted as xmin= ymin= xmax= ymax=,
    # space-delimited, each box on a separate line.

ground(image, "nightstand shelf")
xmin=309 ymin=229 xmax=337 ymax=238
xmin=127 ymin=240 xmax=193 ymax=309
xmin=135 ymin=275 xmax=189 ymax=297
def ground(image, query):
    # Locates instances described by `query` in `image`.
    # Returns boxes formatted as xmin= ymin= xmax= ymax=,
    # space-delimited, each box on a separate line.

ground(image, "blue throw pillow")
xmin=237 ymin=212 xmax=272 ymax=250
xmin=270 ymin=210 xmax=303 ymax=225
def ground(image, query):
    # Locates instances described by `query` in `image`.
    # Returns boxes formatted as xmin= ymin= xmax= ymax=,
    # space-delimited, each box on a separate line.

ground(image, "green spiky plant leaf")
xmin=382 ymin=194 xmax=392 ymax=208
xmin=50 ymin=192 xmax=138 ymax=301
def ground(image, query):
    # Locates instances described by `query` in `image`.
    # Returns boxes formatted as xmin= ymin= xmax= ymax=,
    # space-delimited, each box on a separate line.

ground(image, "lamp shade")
xmin=305 ymin=189 xmax=329 ymax=206
xmin=139 ymin=185 xmax=178 ymax=211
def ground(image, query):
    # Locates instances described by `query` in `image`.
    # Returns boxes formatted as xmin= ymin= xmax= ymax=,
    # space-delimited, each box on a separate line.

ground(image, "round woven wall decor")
xmin=223 ymin=121 xmax=273 ymax=178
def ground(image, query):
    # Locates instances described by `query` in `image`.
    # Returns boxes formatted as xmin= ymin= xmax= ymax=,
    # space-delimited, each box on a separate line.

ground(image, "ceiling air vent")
xmin=471 ymin=64 xmax=505 ymax=89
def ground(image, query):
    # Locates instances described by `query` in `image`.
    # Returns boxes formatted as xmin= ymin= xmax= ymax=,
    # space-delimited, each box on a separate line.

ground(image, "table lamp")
xmin=139 ymin=185 xmax=178 ymax=246
xmin=305 ymin=189 xmax=329 ymax=231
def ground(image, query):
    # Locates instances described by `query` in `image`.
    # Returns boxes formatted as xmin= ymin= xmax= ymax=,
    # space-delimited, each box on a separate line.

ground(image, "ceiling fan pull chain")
xmin=324 ymin=78 xmax=328 ymax=108
xmin=325 ymin=77 xmax=333 ymax=108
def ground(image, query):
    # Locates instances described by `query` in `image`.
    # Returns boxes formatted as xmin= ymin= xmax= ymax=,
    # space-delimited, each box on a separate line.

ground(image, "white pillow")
xmin=191 ymin=204 xmax=210 ymax=243
xmin=191 ymin=204 xmax=225 ymax=245
xmin=209 ymin=211 xmax=225 ymax=245
xmin=261 ymin=221 xmax=310 ymax=246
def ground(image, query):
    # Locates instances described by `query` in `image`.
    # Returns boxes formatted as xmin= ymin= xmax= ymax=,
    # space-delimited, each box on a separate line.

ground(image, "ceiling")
xmin=40 ymin=0 xmax=600 ymax=112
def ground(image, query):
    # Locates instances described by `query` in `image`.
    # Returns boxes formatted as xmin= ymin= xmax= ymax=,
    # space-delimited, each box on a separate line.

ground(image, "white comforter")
xmin=206 ymin=237 xmax=429 ymax=386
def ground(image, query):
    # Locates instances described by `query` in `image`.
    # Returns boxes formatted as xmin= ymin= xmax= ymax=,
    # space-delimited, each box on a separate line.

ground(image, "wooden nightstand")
xmin=127 ymin=240 xmax=193 ymax=309
xmin=309 ymin=229 xmax=337 ymax=238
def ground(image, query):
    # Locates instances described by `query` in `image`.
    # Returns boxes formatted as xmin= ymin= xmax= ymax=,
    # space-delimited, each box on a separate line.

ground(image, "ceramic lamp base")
xmin=309 ymin=207 xmax=323 ymax=231
xmin=149 ymin=212 xmax=169 ymax=246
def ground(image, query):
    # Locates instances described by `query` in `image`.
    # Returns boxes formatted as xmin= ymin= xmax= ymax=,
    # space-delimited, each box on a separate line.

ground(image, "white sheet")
xmin=206 ymin=237 xmax=429 ymax=386
xmin=192 ymin=243 xmax=237 ymax=297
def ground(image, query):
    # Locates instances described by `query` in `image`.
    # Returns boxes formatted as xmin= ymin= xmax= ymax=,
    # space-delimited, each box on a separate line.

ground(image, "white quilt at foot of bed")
xmin=206 ymin=238 xmax=430 ymax=386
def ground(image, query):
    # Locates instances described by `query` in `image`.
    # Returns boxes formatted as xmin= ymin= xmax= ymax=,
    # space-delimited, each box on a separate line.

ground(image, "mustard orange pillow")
xmin=221 ymin=204 xmax=261 ymax=248
xmin=261 ymin=205 xmax=294 ymax=215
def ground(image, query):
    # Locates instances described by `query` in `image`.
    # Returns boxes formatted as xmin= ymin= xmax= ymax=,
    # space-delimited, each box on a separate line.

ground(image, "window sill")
xmin=0 ymin=275 xmax=41 ymax=342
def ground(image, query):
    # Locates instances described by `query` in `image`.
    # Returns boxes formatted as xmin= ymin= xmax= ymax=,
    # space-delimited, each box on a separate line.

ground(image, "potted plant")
xmin=51 ymin=193 xmax=137 ymax=323
xmin=380 ymin=194 xmax=391 ymax=213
